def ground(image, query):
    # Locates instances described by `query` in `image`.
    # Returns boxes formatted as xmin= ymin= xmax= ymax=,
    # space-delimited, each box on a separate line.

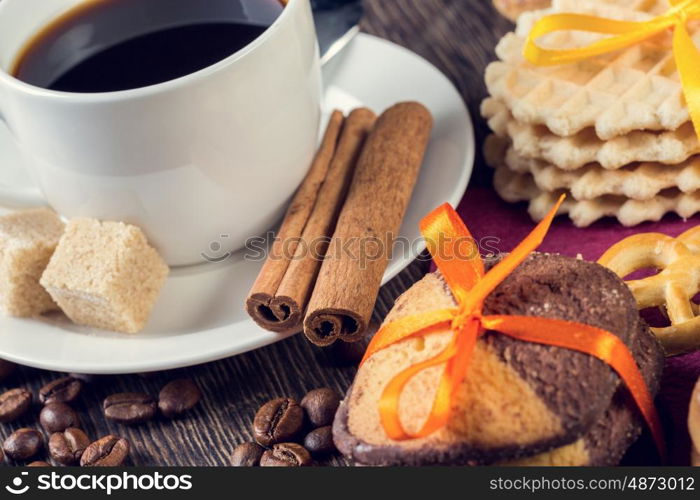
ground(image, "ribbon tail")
xmin=379 ymin=319 xmax=481 ymax=440
xmin=482 ymin=315 xmax=667 ymax=462
xmin=447 ymin=320 xmax=481 ymax=398
xmin=378 ymin=335 xmax=459 ymax=440
xmin=361 ymin=309 xmax=456 ymax=366
xmin=459 ymin=195 xmax=564 ymax=312
xmin=673 ymin=23 xmax=700 ymax=139
xmin=417 ymin=319 xmax=481 ymax=437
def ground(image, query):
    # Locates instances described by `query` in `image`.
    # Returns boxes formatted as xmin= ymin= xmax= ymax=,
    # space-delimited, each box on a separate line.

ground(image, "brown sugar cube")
xmin=0 ymin=208 xmax=64 ymax=317
xmin=40 ymin=219 xmax=169 ymax=333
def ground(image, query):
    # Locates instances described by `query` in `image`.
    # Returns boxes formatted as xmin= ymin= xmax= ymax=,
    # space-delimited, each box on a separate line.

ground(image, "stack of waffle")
xmin=492 ymin=0 xmax=552 ymax=22
xmin=483 ymin=0 xmax=700 ymax=227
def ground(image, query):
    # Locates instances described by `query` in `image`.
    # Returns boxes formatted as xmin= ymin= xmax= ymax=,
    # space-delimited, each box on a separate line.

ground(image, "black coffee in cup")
xmin=11 ymin=0 xmax=286 ymax=93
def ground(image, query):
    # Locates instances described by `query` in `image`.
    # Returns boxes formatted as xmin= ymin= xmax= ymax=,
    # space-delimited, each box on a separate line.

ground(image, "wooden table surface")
xmin=0 ymin=0 xmax=510 ymax=466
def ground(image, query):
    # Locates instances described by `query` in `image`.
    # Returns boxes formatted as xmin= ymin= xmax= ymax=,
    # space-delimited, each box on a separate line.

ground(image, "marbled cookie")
xmin=334 ymin=253 xmax=644 ymax=465
xmin=505 ymin=321 xmax=663 ymax=466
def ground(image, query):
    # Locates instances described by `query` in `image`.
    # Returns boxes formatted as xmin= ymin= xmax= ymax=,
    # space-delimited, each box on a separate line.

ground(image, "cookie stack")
xmin=492 ymin=0 xmax=551 ymax=22
xmin=334 ymin=253 xmax=664 ymax=465
xmin=483 ymin=0 xmax=700 ymax=227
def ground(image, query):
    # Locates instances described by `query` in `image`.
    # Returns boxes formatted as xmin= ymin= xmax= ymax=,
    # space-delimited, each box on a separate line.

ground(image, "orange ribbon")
xmin=362 ymin=195 xmax=666 ymax=460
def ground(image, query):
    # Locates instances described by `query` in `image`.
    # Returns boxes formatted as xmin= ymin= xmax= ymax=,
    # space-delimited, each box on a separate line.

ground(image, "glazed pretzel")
xmin=599 ymin=226 xmax=700 ymax=356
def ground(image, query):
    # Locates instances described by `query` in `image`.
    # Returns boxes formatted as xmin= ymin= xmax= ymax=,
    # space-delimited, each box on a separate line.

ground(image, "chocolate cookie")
xmin=333 ymin=253 xmax=643 ymax=465
xmin=505 ymin=320 xmax=664 ymax=466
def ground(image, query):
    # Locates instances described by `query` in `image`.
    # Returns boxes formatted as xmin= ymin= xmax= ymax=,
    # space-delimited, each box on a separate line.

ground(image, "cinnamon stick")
xmin=274 ymin=108 xmax=377 ymax=325
xmin=246 ymin=111 xmax=344 ymax=333
xmin=304 ymin=102 xmax=434 ymax=346
xmin=246 ymin=109 xmax=377 ymax=334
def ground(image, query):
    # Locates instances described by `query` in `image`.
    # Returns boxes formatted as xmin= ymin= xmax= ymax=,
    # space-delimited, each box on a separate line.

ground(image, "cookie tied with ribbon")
xmin=333 ymin=199 xmax=665 ymax=466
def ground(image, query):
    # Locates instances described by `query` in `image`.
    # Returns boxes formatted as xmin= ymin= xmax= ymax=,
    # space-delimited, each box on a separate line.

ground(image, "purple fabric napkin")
xmin=456 ymin=187 xmax=700 ymax=465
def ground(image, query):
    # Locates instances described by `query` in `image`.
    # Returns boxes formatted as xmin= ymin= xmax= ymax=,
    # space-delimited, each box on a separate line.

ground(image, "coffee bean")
xmin=103 ymin=392 xmax=156 ymax=425
xmin=0 ymin=359 xmax=16 ymax=382
xmin=158 ymin=379 xmax=201 ymax=418
xmin=3 ymin=428 xmax=43 ymax=461
xmin=301 ymin=388 xmax=340 ymax=427
xmin=0 ymin=388 xmax=32 ymax=423
xmin=230 ymin=442 xmax=265 ymax=466
xmin=49 ymin=428 xmax=90 ymax=466
xmin=40 ymin=402 xmax=80 ymax=433
xmin=40 ymin=376 xmax=83 ymax=405
xmin=28 ymin=461 xmax=51 ymax=467
xmin=260 ymin=443 xmax=312 ymax=467
xmin=304 ymin=426 xmax=336 ymax=456
xmin=81 ymin=435 xmax=130 ymax=467
xmin=253 ymin=397 xmax=304 ymax=446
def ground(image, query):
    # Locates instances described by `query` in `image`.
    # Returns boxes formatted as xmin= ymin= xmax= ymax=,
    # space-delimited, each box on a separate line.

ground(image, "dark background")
xmin=0 ymin=0 xmax=509 ymax=466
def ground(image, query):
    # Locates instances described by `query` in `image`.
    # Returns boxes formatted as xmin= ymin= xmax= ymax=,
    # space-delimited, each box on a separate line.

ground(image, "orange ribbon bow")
xmin=362 ymin=195 xmax=666 ymax=460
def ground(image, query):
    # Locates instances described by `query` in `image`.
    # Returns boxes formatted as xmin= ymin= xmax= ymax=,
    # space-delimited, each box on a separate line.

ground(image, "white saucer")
xmin=0 ymin=34 xmax=474 ymax=373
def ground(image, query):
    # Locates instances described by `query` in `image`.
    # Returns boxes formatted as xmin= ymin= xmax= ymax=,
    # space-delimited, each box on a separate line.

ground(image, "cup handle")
xmin=0 ymin=110 xmax=48 ymax=209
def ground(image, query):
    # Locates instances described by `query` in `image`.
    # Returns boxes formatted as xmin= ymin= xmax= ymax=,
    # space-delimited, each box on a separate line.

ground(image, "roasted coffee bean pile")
xmin=0 ymin=359 xmax=201 ymax=466
xmin=231 ymin=387 xmax=341 ymax=466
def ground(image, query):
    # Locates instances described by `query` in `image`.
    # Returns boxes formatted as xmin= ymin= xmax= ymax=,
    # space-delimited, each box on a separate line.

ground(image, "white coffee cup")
xmin=0 ymin=0 xmax=322 ymax=266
